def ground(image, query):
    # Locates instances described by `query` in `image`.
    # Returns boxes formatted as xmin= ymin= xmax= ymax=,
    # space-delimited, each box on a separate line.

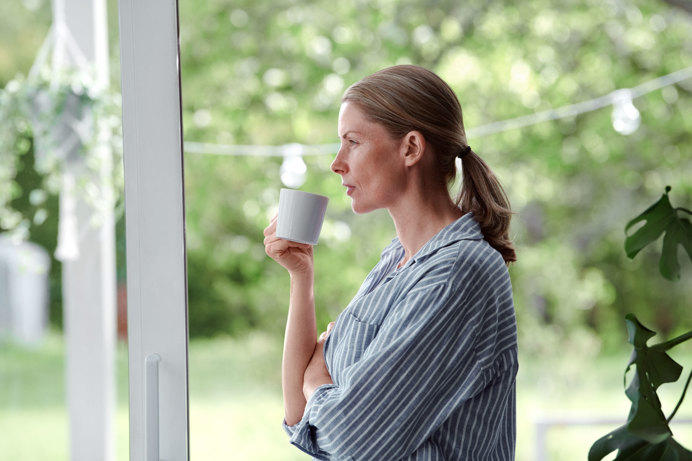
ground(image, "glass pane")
xmin=0 ymin=2 xmax=129 ymax=459
xmin=179 ymin=3 xmax=394 ymax=458
xmin=178 ymin=1 xmax=692 ymax=461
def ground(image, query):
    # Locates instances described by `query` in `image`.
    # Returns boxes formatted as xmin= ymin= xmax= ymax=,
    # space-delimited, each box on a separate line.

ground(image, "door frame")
xmin=118 ymin=0 xmax=190 ymax=459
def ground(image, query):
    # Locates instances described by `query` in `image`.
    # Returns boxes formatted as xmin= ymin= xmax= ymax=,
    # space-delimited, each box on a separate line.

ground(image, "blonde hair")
xmin=343 ymin=65 xmax=516 ymax=264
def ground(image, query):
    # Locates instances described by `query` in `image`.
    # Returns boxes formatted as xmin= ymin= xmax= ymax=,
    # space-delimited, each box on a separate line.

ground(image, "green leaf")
xmin=589 ymin=425 xmax=692 ymax=461
xmin=623 ymin=315 xmax=682 ymax=443
xmin=588 ymin=425 xmax=645 ymax=461
xmin=625 ymin=314 xmax=656 ymax=348
xmin=625 ymin=186 xmax=692 ymax=280
xmin=660 ymin=217 xmax=692 ymax=281
xmin=625 ymin=187 xmax=675 ymax=259
xmin=616 ymin=437 xmax=692 ymax=461
xmin=589 ymin=316 xmax=692 ymax=461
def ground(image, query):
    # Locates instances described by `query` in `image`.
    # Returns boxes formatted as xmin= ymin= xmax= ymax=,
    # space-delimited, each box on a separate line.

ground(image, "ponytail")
xmin=457 ymin=150 xmax=516 ymax=265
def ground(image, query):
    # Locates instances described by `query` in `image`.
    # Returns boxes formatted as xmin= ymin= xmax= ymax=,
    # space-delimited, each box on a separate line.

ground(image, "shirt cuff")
xmin=282 ymin=384 xmax=339 ymax=459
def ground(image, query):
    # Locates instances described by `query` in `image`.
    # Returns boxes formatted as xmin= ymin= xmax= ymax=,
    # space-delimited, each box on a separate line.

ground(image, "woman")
xmin=264 ymin=65 xmax=518 ymax=460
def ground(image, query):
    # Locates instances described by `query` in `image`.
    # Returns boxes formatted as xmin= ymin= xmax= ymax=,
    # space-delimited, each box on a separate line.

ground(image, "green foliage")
xmin=2 ymin=0 xmax=692 ymax=348
xmin=588 ymin=315 xmax=692 ymax=461
xmin=182 ymin=152 xmax=393 ymax=337
xmin=4 ymin=138 xmax=64 ymax=326
xmin=590 ymin=189 xmax=692 ymax=460
xmin=0 ymin=2 xmax=50 ymax=85
xmin=175 ymin=0 xmax=692 ymax=343
xmin=625 ymin=186 xmax=692 ymax=280
xmin=0 ymin=68 xmax=123 ymax=240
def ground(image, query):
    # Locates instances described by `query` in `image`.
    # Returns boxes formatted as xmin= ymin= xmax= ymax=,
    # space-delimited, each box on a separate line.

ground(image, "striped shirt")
xmin=284 ymin=213 xmax=518 ymax=460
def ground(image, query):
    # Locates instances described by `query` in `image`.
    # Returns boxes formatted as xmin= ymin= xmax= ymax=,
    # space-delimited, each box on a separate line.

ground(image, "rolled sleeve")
xmin=283 ymin=384 xmax=342 ymax=460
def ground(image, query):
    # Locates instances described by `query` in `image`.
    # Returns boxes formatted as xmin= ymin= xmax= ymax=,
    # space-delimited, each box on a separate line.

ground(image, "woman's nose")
xmin=330 ymin=148 xmax=347 ymax=175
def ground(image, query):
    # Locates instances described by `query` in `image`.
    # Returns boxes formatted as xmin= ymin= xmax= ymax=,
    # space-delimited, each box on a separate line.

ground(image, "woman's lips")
xmin=343 ymin=184 xmax=355 ymax=196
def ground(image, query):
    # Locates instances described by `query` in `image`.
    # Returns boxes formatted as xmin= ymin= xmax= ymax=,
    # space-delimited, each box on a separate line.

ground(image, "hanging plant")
xmin=0 ymin=65 xmax=123 ymax=244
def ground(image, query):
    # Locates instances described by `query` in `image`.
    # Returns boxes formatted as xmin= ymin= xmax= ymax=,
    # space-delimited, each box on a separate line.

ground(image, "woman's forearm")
xmin=282 ymin=269 xmax=318 ymax=426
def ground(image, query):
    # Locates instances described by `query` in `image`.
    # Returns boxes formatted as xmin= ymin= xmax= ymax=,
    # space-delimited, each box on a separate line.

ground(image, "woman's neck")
xmin=388 ymin=187 xmax=462 ymax=268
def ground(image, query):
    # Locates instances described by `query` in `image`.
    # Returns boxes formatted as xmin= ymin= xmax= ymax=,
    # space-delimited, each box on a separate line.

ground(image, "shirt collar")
xmin=383 ymin=212 xmax=484 ymax=266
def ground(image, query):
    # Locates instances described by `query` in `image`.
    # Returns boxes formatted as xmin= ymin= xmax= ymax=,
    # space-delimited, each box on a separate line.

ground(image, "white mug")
xmin=276 ymin=188 xmax=329 ymax=245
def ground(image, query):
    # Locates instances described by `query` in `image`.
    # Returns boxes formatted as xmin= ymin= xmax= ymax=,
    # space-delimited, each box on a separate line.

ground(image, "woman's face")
xmin=331 ymin=102 xmax=407 ymax=214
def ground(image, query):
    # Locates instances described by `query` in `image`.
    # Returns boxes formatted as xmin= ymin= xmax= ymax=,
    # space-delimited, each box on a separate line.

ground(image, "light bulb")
xmin=611 ymin=89 xmax=640 ymax=136
xmin=280 ymin=144 xmax=307 ymax=188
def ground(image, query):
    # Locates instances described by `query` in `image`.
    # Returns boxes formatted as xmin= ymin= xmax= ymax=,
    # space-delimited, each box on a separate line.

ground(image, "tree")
xmin=1 ymin=0 xmax=691 ymax=350
xmin=175 ymin=0 xmax=692 ymax=346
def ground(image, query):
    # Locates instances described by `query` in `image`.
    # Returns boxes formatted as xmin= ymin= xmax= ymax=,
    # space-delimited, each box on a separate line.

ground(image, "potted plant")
xmin=589 ymin=186 xmax=692 ymax=461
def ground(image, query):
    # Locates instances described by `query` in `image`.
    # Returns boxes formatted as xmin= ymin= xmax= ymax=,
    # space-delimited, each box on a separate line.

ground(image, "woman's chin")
xmin=351 ymin=201 xmax=374 ymax=215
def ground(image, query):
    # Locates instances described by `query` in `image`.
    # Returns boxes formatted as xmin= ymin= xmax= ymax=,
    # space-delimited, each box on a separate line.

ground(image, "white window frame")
xmin=118 ymin=0 xmax=190 ymax=460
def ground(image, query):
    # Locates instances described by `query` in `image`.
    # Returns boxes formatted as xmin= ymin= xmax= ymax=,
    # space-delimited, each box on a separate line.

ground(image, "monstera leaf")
xmin=588 ymin=425 xmax=691 ymax=461
xmin=589 ymin=315 xmax=692 ymax=461
xmin=625 ymin=186 xmax=692 ymax=280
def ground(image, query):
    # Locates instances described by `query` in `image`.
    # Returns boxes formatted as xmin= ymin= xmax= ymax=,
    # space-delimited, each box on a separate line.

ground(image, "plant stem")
xmin=677 ymin=207 xmax=692 ymax=216
xmin=651 ymin=330 xmax=692 ymax=352
xmin=667 ymin=369 xmax=692 ymax=423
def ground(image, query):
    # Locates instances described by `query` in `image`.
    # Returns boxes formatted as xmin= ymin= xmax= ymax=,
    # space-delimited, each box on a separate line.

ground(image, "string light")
xmin=184 ymin=64 xmax=692 ymax=159
xmin=279 ymin=143 xmax=307 ymax=188
xmin=610 ymin=89 xmax=640 ymax=135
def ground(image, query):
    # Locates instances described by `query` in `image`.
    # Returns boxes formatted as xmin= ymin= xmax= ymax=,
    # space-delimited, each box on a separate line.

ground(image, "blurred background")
xmin=1 ymin=0 xmax=691 ymax=460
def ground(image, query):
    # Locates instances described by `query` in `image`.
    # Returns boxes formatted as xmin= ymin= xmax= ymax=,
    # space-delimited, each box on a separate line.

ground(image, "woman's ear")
xmin=401 ymin=131 xmax=426 ymax=167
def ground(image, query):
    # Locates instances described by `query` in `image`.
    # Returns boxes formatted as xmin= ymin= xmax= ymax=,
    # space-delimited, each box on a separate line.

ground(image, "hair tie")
xmin=458 ymin=145 xmax=472 ymax=159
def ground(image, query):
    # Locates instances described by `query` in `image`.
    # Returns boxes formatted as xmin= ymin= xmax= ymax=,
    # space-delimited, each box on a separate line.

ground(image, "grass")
xmin=0 ymin=331 xmax=690 ymax=460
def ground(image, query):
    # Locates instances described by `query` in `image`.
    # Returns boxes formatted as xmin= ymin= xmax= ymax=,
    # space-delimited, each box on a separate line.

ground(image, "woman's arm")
xmin=282 ymin=269 xmax=318 ymax=425
xmin=303 ymin=322 xmax=335 ymax=400
xmin=264 ymin=215 xmax=322 ymax=425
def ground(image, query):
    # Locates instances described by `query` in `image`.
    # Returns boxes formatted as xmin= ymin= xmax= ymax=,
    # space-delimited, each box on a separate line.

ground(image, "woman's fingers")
xmin=263 ymin=213 xmax=314 ymax=273
xmin=318 ymin=321 xmax=336 ymax=341
xmin=263 ymin=214 xmax=278 ymax=237
xmin=264 ymin=236 xmax=314 ymax=275
xmin=264 ymin=237 xmax=293 ymax=259
xmin=263 ymin=233 xmax=282 ymax=248
xmin=265 ymin=235 xmax=311 ymax=254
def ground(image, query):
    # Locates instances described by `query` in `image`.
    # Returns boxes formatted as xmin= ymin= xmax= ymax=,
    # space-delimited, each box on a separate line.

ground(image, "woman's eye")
xmin=349 ymin=139 xmax=358 ymax=145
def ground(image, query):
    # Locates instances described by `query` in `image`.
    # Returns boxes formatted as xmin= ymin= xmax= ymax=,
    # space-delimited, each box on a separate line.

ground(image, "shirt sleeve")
xmin=284 ymin=258 xmax=513 ymax=460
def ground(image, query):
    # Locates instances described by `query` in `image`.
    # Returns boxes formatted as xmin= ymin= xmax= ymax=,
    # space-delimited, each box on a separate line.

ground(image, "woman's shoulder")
xmin=416 ymin=236 xmax=506 ymax=281
xmin=455 ymin=237 xmax=507 ymax=272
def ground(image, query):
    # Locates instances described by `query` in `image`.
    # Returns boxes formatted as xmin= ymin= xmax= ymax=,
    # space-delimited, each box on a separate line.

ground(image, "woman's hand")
xmin=303 ymin=322 xmax=335 ymax=400
xmin=264 ymin=214 xmax=314 ymax=276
